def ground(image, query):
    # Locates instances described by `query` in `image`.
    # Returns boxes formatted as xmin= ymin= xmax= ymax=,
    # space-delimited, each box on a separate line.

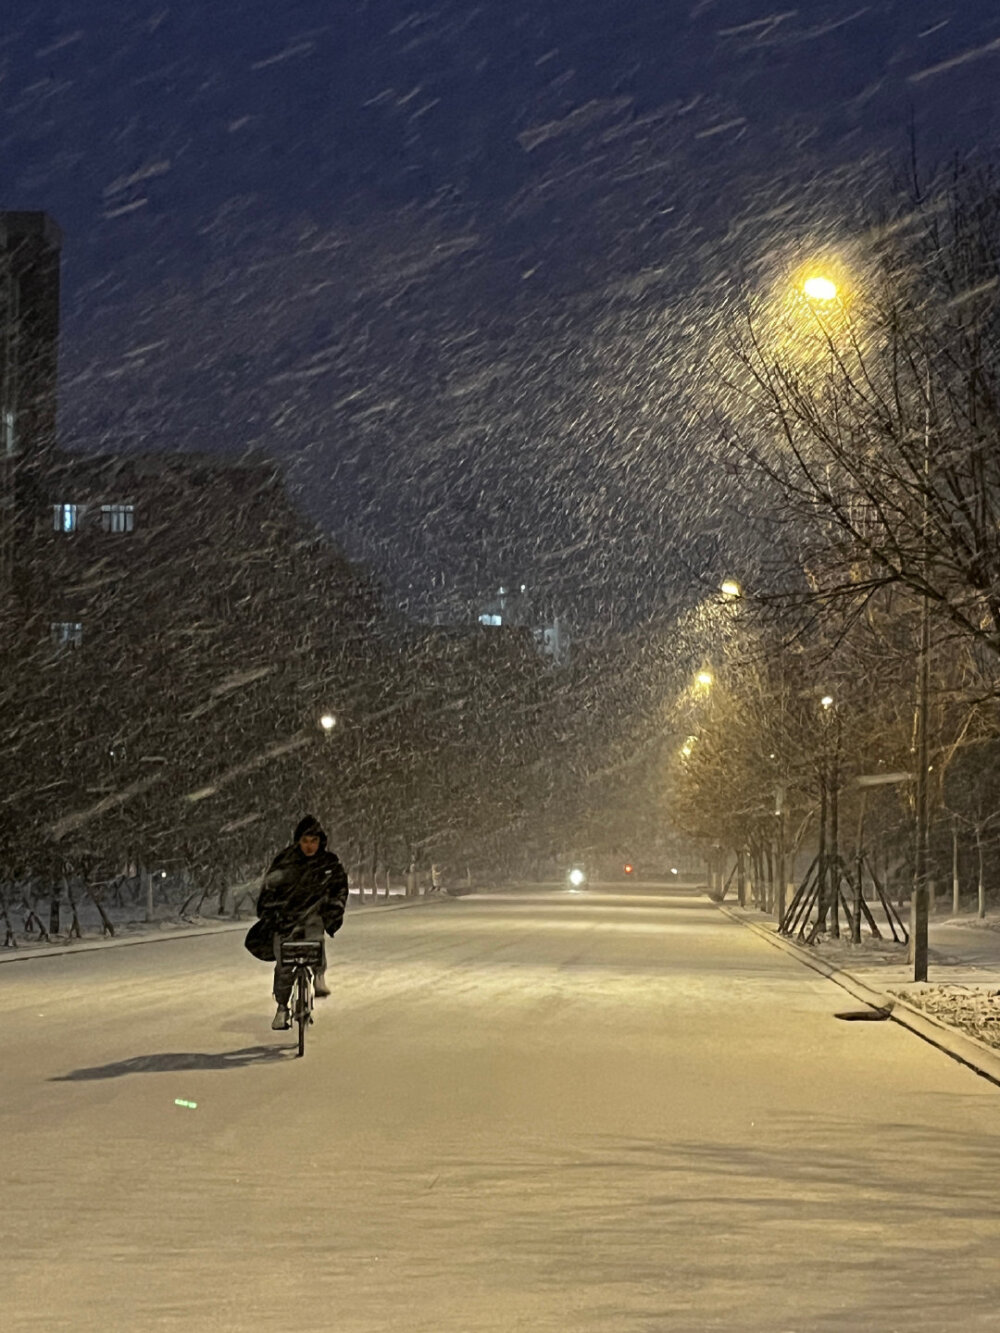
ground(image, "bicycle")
xmin=278 ymin=938 xmax=325 ymax=1057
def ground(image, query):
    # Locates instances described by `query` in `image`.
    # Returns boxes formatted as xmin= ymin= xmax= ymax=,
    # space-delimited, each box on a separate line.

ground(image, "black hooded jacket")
xmin=256 ymin=818 xmax=349 ymax=937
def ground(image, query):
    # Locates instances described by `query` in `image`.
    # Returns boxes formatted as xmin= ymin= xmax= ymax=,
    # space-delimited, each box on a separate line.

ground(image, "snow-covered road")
xmin=3 ymin=886 xmax=999 ymax=1332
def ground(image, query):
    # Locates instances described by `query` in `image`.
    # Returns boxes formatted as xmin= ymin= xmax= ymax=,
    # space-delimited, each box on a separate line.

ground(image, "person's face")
xmin=299 ymin=834 xmax=321 ymax=857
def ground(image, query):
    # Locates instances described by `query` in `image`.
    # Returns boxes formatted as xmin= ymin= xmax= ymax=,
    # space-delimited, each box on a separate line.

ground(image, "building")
xmin=476 ymin=582 xmax=570 ymax=665
xmin=5 ymin=444 xmax=382 ymax=875
xmin=22 ymin=447 xmax=382 ymax=713
xmin=0 ymin=210 xmax=384 ymax=871
xmin=0 ymin=212 xmax=62 ymax=601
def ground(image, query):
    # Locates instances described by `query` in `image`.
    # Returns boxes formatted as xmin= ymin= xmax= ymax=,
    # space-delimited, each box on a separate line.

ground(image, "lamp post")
xmin=909 ymin=583 xmax=931 ymax=976
xmin=818 ymin=695 xmax=842 ymax=937
xmin=910 ymin=371 xmax=933 ymax=981
xmin=774 ymin=780 xmax=787 ymax=925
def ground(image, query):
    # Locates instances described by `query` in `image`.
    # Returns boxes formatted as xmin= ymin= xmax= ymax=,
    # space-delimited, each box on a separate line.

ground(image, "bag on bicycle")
xmin=244 ymin=916 xmax=275 ymax=962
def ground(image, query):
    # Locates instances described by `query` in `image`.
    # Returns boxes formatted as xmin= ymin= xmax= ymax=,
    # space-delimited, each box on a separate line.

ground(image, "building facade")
xmin=476 ymin=583 xmax=570 ymax=665
xmin=0 ymin=212 xmax=62 ymax=602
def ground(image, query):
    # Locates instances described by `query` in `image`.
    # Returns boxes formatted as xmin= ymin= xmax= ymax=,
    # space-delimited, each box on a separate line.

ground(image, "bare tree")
xmin=714 ymin=165 xmax=1000 ymax=681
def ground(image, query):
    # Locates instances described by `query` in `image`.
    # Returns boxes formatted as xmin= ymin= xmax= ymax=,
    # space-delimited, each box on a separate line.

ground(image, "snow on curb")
xmin=716 ymin=902 xmax=1000 ymax=1088
xmin=885 ymin=992 xmax=1000 ymax=1087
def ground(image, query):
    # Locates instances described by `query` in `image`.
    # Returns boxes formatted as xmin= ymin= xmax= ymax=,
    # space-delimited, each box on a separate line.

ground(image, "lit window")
xmin=101 ymin=503 xmax=135 ymax=534
xmin=50 ymin=621 xmax=83 ymax=650
xmin=478 ymin=614 xmax=502 ymax=627
xmin=53 ymin=504 xmax=82 ymax=533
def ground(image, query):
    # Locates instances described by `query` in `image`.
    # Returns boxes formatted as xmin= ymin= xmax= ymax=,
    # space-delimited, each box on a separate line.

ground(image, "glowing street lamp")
xmin=720 ymin=579 xmax=742 ymax=599
xmin=820 ymin=695 xmax=834 ymax=710
xmin=319 ymin=713 xmax=337 ymax=732
xmin=802 ymin=275 xmax=838 ymax=303
xmin=696 ymin=670 xmax=713 ymax=688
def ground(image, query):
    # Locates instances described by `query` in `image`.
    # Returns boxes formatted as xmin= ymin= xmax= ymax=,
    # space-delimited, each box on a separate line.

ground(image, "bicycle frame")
xmin=279 ymin=938 xmax=324 ymax=1057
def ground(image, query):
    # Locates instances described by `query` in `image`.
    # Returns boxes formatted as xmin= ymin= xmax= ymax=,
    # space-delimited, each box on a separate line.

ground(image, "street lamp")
xmin=802 ymin=275 xmax=838 ymax=303
xmin=319 ymin=713 xmax=337 ymax=733
xmin=696 ymin=670 xmax=713 ymax=688
xmin=720 ymin=579 xmax=742 ymax=599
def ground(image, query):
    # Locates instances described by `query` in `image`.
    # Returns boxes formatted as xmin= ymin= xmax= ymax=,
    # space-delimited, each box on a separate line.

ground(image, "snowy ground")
xmin=896 ymin=917 xmax=1000 ymax=1051
xmin=4 ymin=885 xmax=1000 ymax=1332
xmin=730 ymin=903 xmax=1000 ymax=1053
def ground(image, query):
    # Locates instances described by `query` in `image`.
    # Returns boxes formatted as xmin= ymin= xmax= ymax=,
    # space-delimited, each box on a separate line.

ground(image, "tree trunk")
xmin=852 ymin=793 xmax=867 ymax=944
xmin=22 ymin=903 xmax=49 ymax=940
xmin=952 ymin=817 xmax=960 ymax=916
xmin=85 ymin=880 xmax=116 ymax=937
xmin=64 ymin=875 xmax=82 ymax=939
xmin=0 ymin=880 xmax=17 ymax=947
xmin=751 ymin=846 xmax=765 ymax=908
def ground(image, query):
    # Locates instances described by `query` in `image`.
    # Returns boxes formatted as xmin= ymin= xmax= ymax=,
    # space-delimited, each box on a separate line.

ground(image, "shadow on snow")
xmin=50 ymin=1044 xmax=291 ymax=1080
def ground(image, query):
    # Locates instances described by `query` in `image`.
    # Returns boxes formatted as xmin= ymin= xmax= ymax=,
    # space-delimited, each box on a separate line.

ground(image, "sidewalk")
xmin=0 ymin=890 xmax=447 ymax=964
xmin=719 ymin=902 xmax=1000 ymax=1086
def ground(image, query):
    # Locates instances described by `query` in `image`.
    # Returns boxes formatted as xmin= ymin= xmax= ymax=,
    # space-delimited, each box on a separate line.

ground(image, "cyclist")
xmin=256 ymin=815 xmax=349 ymax=1031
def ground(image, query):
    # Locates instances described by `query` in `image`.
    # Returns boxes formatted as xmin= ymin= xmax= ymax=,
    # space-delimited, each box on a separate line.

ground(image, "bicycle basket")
xmin=279 ymin=939 xmax=324 ymax=968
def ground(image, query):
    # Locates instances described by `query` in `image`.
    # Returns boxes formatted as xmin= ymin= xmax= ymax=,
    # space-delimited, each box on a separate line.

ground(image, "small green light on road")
xmin=174 ymin=1099 xmax=198 ymax=1109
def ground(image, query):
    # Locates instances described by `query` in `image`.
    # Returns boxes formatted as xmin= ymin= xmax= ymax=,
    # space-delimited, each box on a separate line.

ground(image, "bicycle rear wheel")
xmin=295 ymin=971 xmax=309 ymax=1057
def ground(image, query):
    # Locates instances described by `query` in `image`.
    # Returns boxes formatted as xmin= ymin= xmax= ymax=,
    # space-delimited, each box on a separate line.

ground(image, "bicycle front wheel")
xmin=295 ymin=972 xmax=309 ymax=1057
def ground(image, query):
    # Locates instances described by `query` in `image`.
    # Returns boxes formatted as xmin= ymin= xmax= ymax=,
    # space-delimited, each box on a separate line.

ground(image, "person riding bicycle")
xmin=256 ymin=815 xmax=349 ymax=1031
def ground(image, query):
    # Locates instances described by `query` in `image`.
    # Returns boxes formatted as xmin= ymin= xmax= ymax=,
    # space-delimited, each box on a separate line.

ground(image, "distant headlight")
xmin=568 ymin=868 xmax=586 ymax=887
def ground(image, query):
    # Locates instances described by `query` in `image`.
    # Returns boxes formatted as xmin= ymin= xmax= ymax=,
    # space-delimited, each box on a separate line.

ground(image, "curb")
xmin=716 ymin=902 xmax=1000 ymax=1088
xmin=0 ymin=893 xmax=452 ymax=965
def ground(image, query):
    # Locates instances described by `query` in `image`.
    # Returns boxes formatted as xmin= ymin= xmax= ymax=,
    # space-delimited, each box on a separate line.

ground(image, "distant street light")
xmin=720 ymin=579 xmax=742 ymax=599
xmin=319 ymin=714 xmax=337 ymax=732
xmin=696 ymin=671 xmax=713 ymax=688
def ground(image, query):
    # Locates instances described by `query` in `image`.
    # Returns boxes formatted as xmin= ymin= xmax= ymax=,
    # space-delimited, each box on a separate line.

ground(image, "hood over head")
xmin=293 ymin=815 xmax=326 ymax=847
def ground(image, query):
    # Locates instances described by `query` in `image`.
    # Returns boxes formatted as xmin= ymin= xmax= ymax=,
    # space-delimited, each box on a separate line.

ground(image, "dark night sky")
xmin=4 ymin=1 xmax=1000 ymax=623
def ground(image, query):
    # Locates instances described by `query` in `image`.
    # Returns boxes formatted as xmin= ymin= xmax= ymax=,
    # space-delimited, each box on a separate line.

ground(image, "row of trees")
xmin=0 ymin=457 xmax=675 ymax=936
xmin=665 ymin=163 xmax=1000 ymax=932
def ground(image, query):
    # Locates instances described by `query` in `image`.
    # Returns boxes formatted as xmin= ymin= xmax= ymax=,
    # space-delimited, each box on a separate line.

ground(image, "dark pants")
xmin=272 ymin=918 xmax=326 ymax=1006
